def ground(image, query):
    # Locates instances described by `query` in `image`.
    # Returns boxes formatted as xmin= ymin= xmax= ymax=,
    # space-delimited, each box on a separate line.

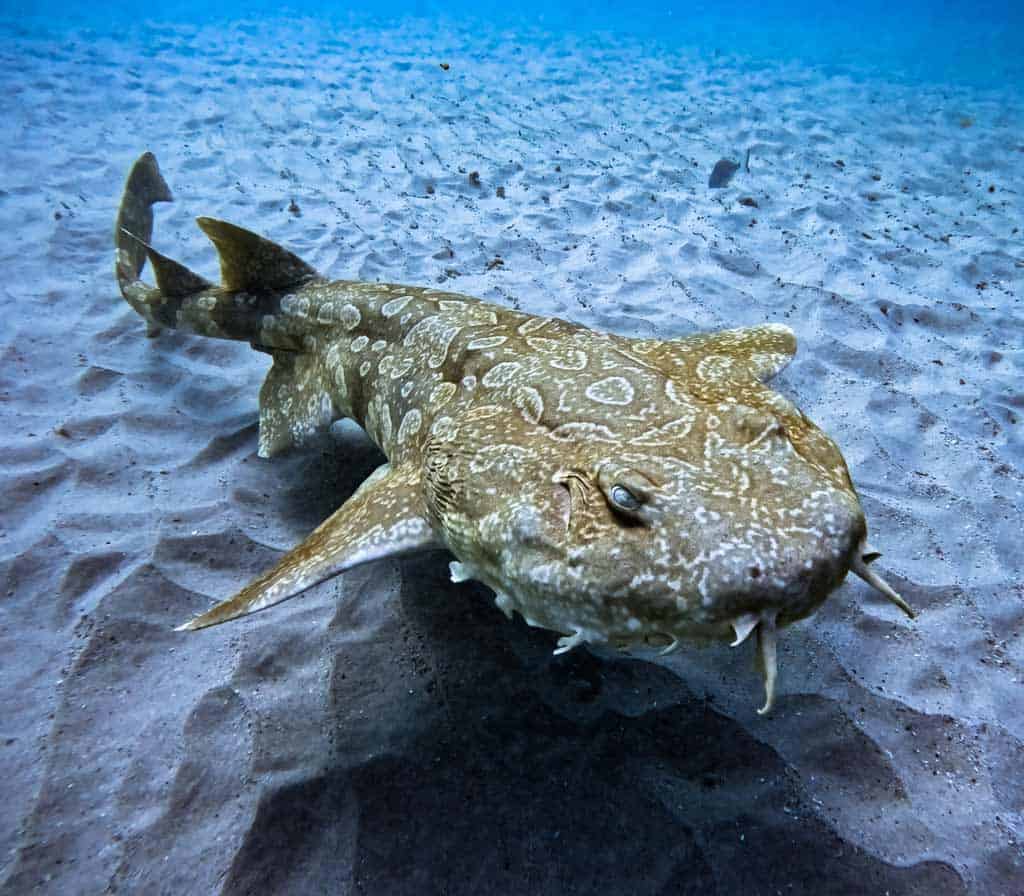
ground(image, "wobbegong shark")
xmin=114 ymin=152 xmax=913 ymax=714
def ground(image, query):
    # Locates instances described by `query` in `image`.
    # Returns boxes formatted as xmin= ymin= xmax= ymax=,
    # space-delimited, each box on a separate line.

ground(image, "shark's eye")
xmin=610 ymin=484 xmax=642 ymax=512
xmin=597 ymin=465 xmax=656 ymax=522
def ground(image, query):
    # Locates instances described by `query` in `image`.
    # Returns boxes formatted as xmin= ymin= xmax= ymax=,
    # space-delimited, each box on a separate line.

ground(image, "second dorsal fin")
xmin=196 ymin=216 xmax=319 ymax=292
xmin=120 ymin=228 xmax=212 ymax=298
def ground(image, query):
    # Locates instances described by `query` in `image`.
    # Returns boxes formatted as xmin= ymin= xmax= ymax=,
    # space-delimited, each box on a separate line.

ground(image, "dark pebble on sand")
xmin=468 ymin=171 xmax=481 ymax=187
xmin=708 ymin=158 xmax=739 ymax=188
xmin=738 ymin=196 xmax=759 ymax=208
xmin=495 ymin=186 xmax=505 ymax=198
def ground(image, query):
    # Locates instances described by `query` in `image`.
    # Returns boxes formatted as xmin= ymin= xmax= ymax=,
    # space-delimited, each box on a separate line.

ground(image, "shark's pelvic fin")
xmin=176 ymin=464 xmax=439 ymax=631
xmin=258 ymin=351 xmax=339 ymax=458
xmin=196 ymin=216 xmax=320 ymax=293
xmin=630 ymin=323 xmax=797 ymax=384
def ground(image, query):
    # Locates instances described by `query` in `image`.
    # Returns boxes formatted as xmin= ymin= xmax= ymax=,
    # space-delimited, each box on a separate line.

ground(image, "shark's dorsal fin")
xmin=145 ymin=244 xmax=212 ymax=298
xmin=196 ymin=216 xmax=319 ymax=293
xmin=176 ymin=464 xmax=439 ymax=631
xmin=629 ymin=323 xmax=797 ymax=384
xmin=119 ymin=228 xmax=211 ymax=298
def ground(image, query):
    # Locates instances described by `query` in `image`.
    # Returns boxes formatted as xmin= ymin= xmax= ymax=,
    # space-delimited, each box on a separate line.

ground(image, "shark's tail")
xmin=114 ymin=152 xmax=320 ymax=345
xmin=115 ymin=153 xmax=342 ymax=458
xmin=114 ymin=152 xmax=175 ymax=335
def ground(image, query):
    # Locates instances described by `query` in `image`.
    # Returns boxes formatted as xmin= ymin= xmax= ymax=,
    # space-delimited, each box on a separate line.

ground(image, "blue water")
xmin=2 ymin=0 xmax=1022 ymax=87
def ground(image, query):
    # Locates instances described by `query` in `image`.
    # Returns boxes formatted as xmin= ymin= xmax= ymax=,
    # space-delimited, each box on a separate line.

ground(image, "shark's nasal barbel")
xmin=851 ymin=543 xmax=915 ymax=619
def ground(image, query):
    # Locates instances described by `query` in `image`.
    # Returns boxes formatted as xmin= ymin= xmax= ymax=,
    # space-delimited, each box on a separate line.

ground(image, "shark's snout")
xmin=727 ymin=494 xmax=864 ymax=616
xmin=686 ymin=480 xmax=865 ymax=624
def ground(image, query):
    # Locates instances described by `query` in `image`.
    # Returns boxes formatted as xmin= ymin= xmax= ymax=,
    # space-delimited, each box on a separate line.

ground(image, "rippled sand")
xmin=1 ymin=16 xmax=1021 ymax=894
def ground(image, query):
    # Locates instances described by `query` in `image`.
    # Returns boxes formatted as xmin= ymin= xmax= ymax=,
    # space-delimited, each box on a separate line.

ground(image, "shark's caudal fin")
xmin=114 ymin=152 xmax=320 ymax=342
xmin=111 ymin=157 xmax=439 ymax=633
xmin=114 ymin=152 xmax=175 ymax=336
xmin=114 ymin=152 xmax=172 ymax=285
xmin=177 ymin=464 xmax=440 ymax=631
xmin=115 ymin=153 xmax=339 ymax=457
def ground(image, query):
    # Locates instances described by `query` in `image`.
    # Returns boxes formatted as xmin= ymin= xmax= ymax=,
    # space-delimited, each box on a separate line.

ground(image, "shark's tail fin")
xmin=114 ymin=153 xmax=341 ymax=459
xmin=113 ymin=152 xmax=320 ymax=342
xmin=114 ymin=152 xmax=177 ymax=335
xmin=115 ymin=152 xmax=172 ymax=287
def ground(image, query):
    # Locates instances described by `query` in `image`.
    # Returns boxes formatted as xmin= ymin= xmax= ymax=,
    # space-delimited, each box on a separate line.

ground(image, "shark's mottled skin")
xmin=115 ymin=153 xmax=913 ymax=714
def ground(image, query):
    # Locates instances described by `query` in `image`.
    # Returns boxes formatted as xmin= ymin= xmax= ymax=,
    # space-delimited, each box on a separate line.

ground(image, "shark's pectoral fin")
xmin=176 ymin=464 xmax=440 ymax=631
xmin=629 ymin=323 xmax=797 ymax=385
xmin=258 ymin=351 xmax=340 ymax=458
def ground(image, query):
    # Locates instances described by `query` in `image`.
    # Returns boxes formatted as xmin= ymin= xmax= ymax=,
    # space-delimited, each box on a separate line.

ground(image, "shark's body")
xmin=115 ymin=153 xmax=912 ymax=714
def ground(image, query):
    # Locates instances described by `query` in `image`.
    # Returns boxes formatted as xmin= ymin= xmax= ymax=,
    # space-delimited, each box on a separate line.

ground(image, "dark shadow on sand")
xmin=221 ymin=557 xmax=966 ymax=896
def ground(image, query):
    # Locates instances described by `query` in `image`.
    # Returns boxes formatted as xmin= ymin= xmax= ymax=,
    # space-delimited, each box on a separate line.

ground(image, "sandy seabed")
xmin=1 ymin=15 xmax=1022 ymax=895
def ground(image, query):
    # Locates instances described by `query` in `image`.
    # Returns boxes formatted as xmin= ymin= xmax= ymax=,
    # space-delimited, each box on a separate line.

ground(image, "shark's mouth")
xmin=563 ymin=538 xmax=914 ymax=716
xmin=728 ymin=539 xmax=913 ymax=714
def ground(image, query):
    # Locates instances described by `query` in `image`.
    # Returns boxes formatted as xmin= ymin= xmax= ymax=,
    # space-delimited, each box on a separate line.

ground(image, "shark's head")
xmin=423 ymin=393 xmax=910 ymax=713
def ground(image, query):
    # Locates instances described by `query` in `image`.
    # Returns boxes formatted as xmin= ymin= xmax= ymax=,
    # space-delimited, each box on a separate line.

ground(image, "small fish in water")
xmin=708 ymin=158 xmax=740 ymax=188
xmin=114 ymin=153 xmax=913 ymax=714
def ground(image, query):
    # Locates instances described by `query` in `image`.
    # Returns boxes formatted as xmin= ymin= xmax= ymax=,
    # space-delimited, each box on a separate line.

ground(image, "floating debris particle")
xmin=439 ymin=62 xmax=450 ymax=70
xmin=495 ymin=186 xmax=506 ymax=198
xmin=738 ymin=196 xmax=759 ymax=208
xmin=468 ymin=171 xmax=481 ymax=187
